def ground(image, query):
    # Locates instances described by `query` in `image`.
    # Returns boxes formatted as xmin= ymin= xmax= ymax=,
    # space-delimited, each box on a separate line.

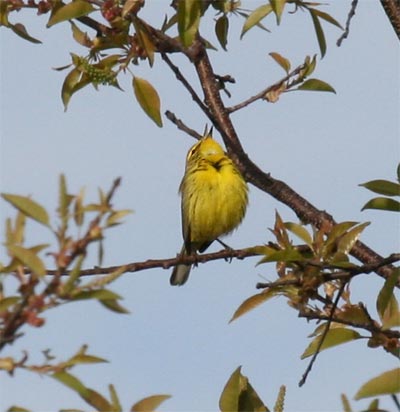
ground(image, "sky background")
xmin=0 ymin=1 xmax=399 ymax=411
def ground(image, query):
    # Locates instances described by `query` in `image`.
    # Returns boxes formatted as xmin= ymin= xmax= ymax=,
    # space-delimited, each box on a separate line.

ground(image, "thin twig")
xmin=161 ymin=53 xmax=209 ymax=115
xmin=299 ymin=281 xmax=347 ymax=386
xmin=256 ymin=253 xmax=400 ymax=289
xmin=337 ymin=0 xmax=358 ymax=46
xmin=165 ymin=111 xmax=202 ymax=140
xmin=392 ymin=394 xmax=400 ymax=411
xmin=300 ymin=308 xmax=400 ymax=339
xmin=226 ymin=64 xmax=306 ymax=113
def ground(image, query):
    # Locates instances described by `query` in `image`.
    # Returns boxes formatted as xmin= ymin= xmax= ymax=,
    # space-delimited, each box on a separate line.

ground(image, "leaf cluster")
xmin=1 ymin=0 xmax=341 ymax=117
xmin=1 ymin=0 xmax=399 ymax=410
xmin=360 ymin=164 xmax=400 ymax=213
xmin=0 ymin=175 xmax=132 ymax=351
xmin=230 ymin=212 xmax=399 ymax=396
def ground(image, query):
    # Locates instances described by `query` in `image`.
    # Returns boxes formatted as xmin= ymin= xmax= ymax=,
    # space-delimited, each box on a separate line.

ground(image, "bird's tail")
xmin=170 ymin=245 xmax=191 ymax=286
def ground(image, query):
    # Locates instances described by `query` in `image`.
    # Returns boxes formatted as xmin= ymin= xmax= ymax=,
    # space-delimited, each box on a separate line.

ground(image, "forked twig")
xmin=299 ymin=281 xmax=347 ymax=386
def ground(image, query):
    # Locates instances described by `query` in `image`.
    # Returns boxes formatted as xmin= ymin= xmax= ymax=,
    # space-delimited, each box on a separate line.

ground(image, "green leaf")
xmin=132 ymin=76 xmax=162 ymax=127
xmin=257 ymin=247 xmax=304 ymax=264
xmin=336 ymin=305 xmax=371 ymax=325
xmin=397 ymin=163 xmax=400 ymax=182
xmin=177 ymin=0 xmax=201 ymax=47
xmin=219 ymin=366 xmax=269 ymax=412
xmin=311 ymin=8 xmax=343 ymax=29
xmin=58 ymin=174 xmax=70 ymax=223
xmin=269 ymin=52 xmax=291 ymax=73
xmin=340 ymin=394 xmax=352 ymax=412
xmin=336 ymin=222 xmax=369 ymax=255
xmin=301 ymin=54 xmax=317 ymax=78
xmin=2 ymin=194 xmax=50 ymax=227
xmin=52 ymin=372 xmax=112 ymax=411
xmin=301 ymin=328 xmax=361 ymax=359
xmin=67 ymin=354 xmax=108 ymax=366
xmin=72 ymin=289 xmax=122 ymax=301
xmin=5 ymin=212 xmax=25 ymax=246
xmin=354 ymin=368 xmax=400 ymax=400
xmin=106 ymin=209 xmax=133 ymax=227
xmin=8 ymin=245 xmax=46 ymax=277
xmin=0 ymin=0 xmax=10 ymax=26
xmin=367 ymin=399 xmax=379 ymax=411
xmin=359 ymin=179 xmax=400 ymax=196
xmin=133 ymin=21 xmax=155 ymax=67
xmin=380 ymin=293 xmax=400 ymax=329
xmin=270 ymin=0 xmax=286 ymax=25
xmin=230 ymin=289 xmax=277 ymax=323
xmin=109 ymin=384 xmax=122 ymax=412
xmin=215 ymin=15 xmax=229 ymax=51
xmin=284 ymin=222 xmax=313 ymax=248
xmin=131 ymin=395 xmax=172 ymax=412
xmin=325 ymin=221 xmax=358 ymax=249
xmin=58 ymin=409 xmax=85 ymax=412
xmin=241 ymin=4 xmax=272 ymax=38
xmin=47 ymin=1 xmax=95 ymax=27
xmin=220 ymin=366 xmax=242 ymax=412
xmin=0 ymin=296 xmax=20 ymax=313
xmin=99 ymin=299 xmax=130 ymax=314
xmin=73 ymin=187 xmax=85 ymax=227
xmin=361 ymin=197 xmax=400 ymax=212
xmin=61 ymin=254 xmax=84 ymax=295
xmin=377 ymin=268 xmax=400 ymax=323
xmin=7 ymin=407 xmax=32 ymax=412
xmin=70 ymin=21 xmax=91 ymax=47
xmin=273 ymin=385 xmax=286 ymax=412
xmin=61 ymin=67 xmax=83 ymax=111
xmin=86 ymin=265 xmax=127 ymax=289
xmin=297 ymin=78 xmax=335 ymax=93
xmin=10 ymin=23 xmax=42 ymax=44
xmin=309 ymin=9 xmax=326 ymax=57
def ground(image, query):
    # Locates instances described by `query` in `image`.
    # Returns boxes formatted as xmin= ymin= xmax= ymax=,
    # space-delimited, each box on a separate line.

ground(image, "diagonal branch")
xmin=298 ymin=281 xmax=347 ymax=387
xmin=190 ymin=39 xmax=398 ymax=287
xmin=337 ymin=0 xmax=358 ymax=47
xmin=226 ymin=63 xmax=306 ymax=113
xmin=380 ymin=0 xmax=400 ymax=40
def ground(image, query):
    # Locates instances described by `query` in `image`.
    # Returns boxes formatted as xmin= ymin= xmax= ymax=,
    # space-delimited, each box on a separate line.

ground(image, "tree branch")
xmin=226 ymin=63 xmax=306 ymax=113
xmin=380 ymin=0 xmax=400 ymax=40
xmin=189 ymin=39 xmax=398 ymax=287
xmin=337 ymin=0 xmax=358 ymax=46
xmin=165 ymin=111 xmax=202 ymax=140
xmin=44 ymin=246 xmax=262 ymax=277
xmin=256 ymin=253 xmax=400 ymax=289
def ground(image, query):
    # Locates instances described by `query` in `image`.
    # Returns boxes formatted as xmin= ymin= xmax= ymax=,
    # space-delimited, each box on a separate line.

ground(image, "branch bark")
xmin=189 ymin=39 xmax=398 ymax=285
xmin=380 ymin=0 xmax=400 ymax=39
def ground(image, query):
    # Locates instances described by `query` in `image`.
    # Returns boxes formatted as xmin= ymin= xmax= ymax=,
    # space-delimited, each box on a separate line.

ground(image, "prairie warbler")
xmin=170 ymin=134 xmax=248 ymax=285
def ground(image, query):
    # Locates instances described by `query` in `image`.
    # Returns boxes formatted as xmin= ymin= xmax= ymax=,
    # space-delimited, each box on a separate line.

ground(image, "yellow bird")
xmin=170 ymin=134 xmax=248 ymax=285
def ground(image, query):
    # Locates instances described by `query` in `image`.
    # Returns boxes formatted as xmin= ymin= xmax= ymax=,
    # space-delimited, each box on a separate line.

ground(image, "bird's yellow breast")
xmin=181 ymin=156 xmax=248 ymax=249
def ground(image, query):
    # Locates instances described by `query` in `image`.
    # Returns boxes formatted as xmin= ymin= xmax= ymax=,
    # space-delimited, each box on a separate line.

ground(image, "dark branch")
xmin=256 ymin=253 xmax=400 ymax=289
xmin=226 ymin=63 xmax=306 ymax=113
xmin=299 ymin=281 xmax=346 ymax=387
xmin=165 ymin=111 xmax=202 ymax=140
xmin=190 ymin=39 xmax=399 ymax=287
xmin=337 ymin=0 xmax=358 ymax=46
xmin=161 ymin=53 xmax=209 ymax=115
xmin=44 ymin=246 xmax=262 ymax=277
xmin=380 ymin=0 xmax=400 ymax=40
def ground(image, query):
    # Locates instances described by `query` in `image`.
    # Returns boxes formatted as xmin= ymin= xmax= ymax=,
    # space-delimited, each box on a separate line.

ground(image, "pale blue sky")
xmin=0 ymin=1 xmax=399 ymax=411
